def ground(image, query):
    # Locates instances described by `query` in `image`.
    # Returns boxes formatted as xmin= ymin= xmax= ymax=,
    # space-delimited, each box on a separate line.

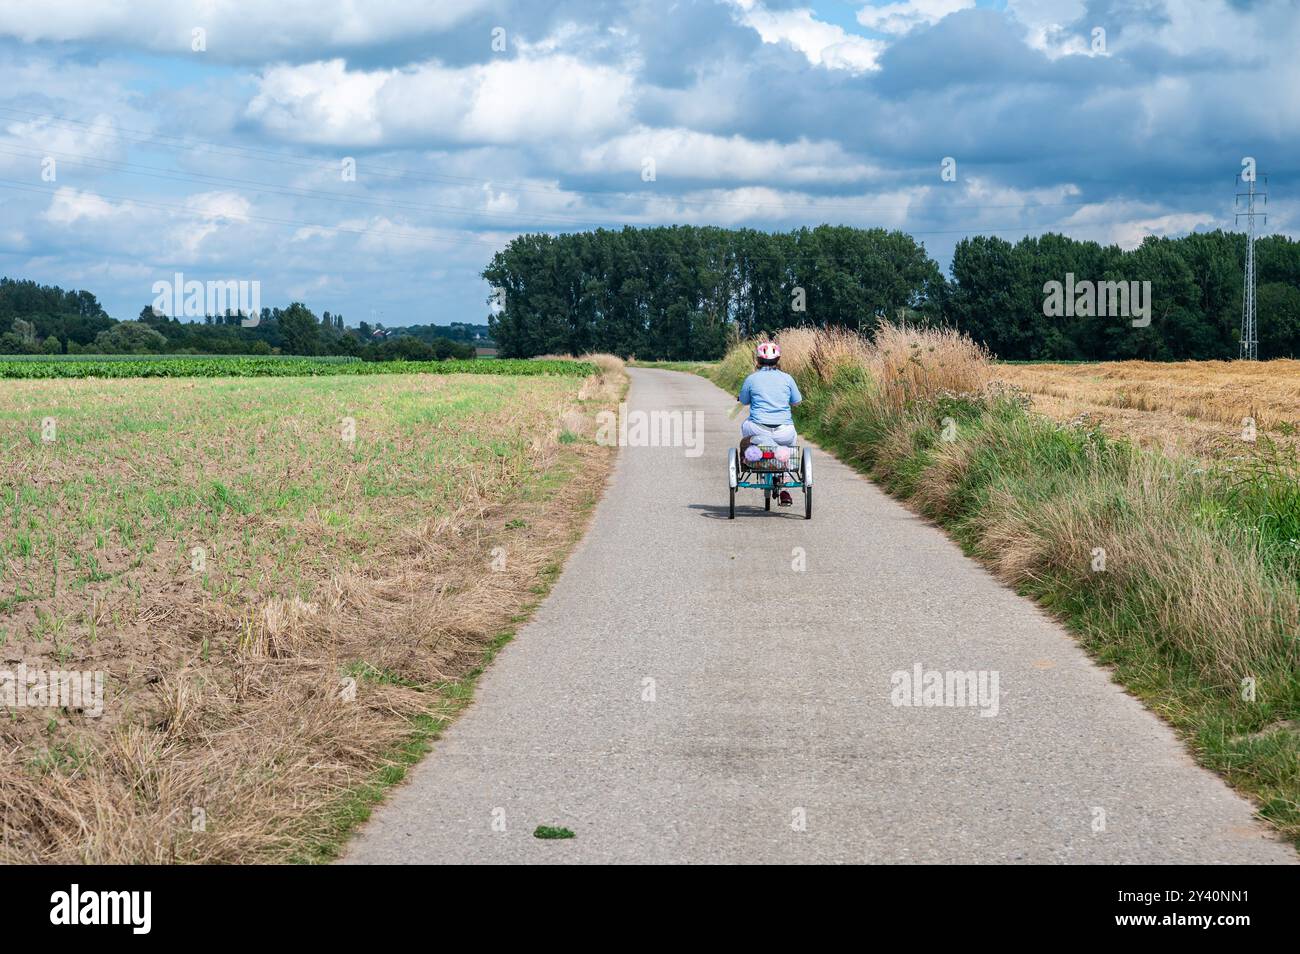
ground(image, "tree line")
xmin=945 ymin=231 xmax=1300 ymax=360
xmin=0 ymin=279 xmax=481 ymax=360
xmin=484 ymin=226 xmax=1300 ymax=361
xmin=484 ymin=225 xmax=943 ymax=360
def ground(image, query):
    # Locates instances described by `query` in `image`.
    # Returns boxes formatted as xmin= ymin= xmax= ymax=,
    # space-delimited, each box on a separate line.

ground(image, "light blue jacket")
xmin=738 ymin=368 xmax=802 ymax=426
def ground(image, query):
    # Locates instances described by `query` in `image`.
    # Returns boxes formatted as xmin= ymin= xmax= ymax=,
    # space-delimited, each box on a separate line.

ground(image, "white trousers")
xmin=741 ymin=419 xmax=797 ymax=446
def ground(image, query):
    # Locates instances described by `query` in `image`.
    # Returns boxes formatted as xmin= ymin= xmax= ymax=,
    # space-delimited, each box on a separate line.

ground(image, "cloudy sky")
xmin=0 ymin=0 xmax=1293 ymax=326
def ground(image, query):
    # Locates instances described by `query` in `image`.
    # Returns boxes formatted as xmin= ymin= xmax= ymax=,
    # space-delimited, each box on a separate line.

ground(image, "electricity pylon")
xmin=1236 ymin=168 xmax=1267 ymax=360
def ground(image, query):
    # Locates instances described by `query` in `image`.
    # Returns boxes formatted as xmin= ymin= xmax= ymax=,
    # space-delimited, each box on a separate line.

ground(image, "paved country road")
xmin=343 ymin=368 xmax=1295 ymax=864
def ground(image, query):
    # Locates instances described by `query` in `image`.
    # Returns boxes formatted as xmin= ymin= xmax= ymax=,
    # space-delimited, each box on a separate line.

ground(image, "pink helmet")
xmin=755 ymin=341 xmax=780 ymax=361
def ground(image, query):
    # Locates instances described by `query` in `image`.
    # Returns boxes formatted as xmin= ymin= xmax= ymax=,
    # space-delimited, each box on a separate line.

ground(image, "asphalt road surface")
xmin=343 ymin=367 xmax=1295 ymax=864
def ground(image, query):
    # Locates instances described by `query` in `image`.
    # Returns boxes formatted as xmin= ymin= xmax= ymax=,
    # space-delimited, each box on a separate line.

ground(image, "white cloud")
xmin=248 ymin=60 xmax=388 ymax=145
xmin=247 ymin=55 xmax=635 ymax=146
xmin=856 ymin=0 xmax=975 ymax=36
xmin=0 ymin=51 xmax=152 ymax=180
xmin=0 ymin=0 xmax=491 ymax=58
xmin=0 ymin=223 xmax=26 ymax=250
xmin=186 ymin=191 xmax=252 ymax=223
xmin=636 ymin=184 xmax=922 ymax=228
xmin=42 ymin=186 xmax=122 ymax=224
xmin=1005 ymin=0 xmax=1095 ymax=56
xmin=576 ymin=127 xmax=878 ymax=185
xmin=482 ymin=183 xmax=520 ymax=214
xmin=169 ymin=191 xmax=254 ymax=254
xmin=1061 ymin=200 xmax=1220 ymax=249
xmin=0 ymin=113 xmax=124 ymax=179
xmin=729 ymin=2 xmax=885 ymax=73
xmin=1105 ymin=0 xmax=1271 ymax=57
xmin=959 ymin=176 xmax=1082 ymax=209
xmin=1006 ymin=0 xmax=1298 ymax=59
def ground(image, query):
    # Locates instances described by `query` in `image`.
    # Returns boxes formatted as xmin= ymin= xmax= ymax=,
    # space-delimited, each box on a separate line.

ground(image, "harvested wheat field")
xmin=994 ymin=359 xmax=1300 ymax=458
xmin=0 ymin=360 xmax=623 ymax=863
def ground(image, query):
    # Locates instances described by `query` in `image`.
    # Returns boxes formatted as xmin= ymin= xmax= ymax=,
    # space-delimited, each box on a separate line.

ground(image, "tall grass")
xmin=864 ymin=323 xmax=990 ymax=414
xmin=1220 ymin=437 xmax=1300 ymax=578
xmin=714 ymin=324 xmax=1300 ymax=843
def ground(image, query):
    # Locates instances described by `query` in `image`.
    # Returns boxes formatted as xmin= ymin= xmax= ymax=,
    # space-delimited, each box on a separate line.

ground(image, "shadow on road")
xmin=687 ymin=502 xmax=800 ymax=520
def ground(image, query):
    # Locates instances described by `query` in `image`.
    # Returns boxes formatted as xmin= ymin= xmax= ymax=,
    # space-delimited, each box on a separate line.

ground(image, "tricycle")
xmin=727 ymin=441 xmax=812 ymax=519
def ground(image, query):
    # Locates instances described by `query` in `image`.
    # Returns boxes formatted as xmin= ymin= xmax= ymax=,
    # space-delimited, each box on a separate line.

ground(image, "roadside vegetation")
xmin=710 ymin=327 xmax=1300 ymax=844
xmin=0 ymin=356 xmax=625 ymax=862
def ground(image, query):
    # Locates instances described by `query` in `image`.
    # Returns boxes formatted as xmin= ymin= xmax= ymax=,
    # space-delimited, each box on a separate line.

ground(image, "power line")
xmin=0 ymin=104 xmax=1111 ymax=218
xmin=0 ymin=175 xmax=1158 ymax=254
xmin=0 ymin=108 xmax=1235 ymax=266
xmin=0 ymin=177 xmax=515 ymax=249
xmin=0 ymin=142 xmax=619 ymax=229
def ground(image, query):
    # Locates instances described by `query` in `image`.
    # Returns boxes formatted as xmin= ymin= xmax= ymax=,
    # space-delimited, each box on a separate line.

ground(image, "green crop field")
xmin=0 ymin=353 xmax=362 ymax=363
xmin=0 ymin=356 xmax=594 ymax=380
xmin=0 ymin=362 xmax=621 ymax=862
